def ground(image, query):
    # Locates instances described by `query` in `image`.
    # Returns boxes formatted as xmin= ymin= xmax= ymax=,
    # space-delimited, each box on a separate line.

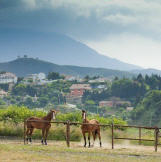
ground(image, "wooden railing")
xmin=24 ymin=120 xmax=161 ymax=152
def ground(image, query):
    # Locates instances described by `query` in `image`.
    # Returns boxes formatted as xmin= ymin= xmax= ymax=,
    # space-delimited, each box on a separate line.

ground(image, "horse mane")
xmin=42 ymin=111 xmax=52 ymax=121
xmin=83 ymin=118 xmax=89 ymax=123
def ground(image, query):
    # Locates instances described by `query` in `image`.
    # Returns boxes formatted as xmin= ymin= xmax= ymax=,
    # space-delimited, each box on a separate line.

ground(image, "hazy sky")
xmin=1 ymin=0 xmax=161 ymax=69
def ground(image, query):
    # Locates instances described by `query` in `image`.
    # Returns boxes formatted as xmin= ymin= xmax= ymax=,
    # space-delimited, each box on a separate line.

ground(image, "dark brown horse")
xmin=25 ymin=110 xmax=57 ymax=145
xmin=81 ymin=110 xmax=102 ymax=148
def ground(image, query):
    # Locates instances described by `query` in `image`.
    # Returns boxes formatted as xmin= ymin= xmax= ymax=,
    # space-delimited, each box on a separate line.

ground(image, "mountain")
xmin=131 ymin=68 xmax=161 ymax=76
xmin=0 ymin=29 xmax=142 ymax=71
xmin=0 ymin=58 xmax=134 ymax=78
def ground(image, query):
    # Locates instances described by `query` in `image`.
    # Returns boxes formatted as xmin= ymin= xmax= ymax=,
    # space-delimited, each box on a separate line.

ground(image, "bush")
xmin=0 ymin=122 xmax=81 ymax=141
xmin=0 ymin=106 xmax=127 ymax=141
xmin=0 ymin=105 xmax=45 ymax=124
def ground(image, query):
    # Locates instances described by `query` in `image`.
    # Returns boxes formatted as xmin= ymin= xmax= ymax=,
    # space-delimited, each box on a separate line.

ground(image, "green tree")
xmin=38 ymin=97 xmax=48 ymax=107
xmin=47 ymin=72 xmax=60 ymax=80
xmin=131 ymin=90 xmax=161 ymax=126
xmin=0 ymin=98 xmax=5 ymax=105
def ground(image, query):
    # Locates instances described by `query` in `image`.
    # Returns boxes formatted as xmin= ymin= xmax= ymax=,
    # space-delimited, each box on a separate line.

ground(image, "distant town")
xmin=0 ymin=70 xmax=133 ymax=118
xmin=1 ymin=68 xmax=161 ymax=127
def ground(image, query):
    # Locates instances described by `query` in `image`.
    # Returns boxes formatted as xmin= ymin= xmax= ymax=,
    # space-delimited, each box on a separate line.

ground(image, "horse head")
xmin=49 ymin=110 xmax=58 ymax=120
xmin=82 ymin=110 xmax=86 ymax=120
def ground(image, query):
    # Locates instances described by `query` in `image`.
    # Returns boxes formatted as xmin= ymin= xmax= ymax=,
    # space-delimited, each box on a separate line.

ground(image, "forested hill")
xmin=0 ymin=58 xmax=134 ymax=78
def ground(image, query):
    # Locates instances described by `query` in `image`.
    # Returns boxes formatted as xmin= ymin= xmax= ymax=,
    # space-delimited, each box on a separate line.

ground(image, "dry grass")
xmin=0 ymin=140 xmax=161 ymax=162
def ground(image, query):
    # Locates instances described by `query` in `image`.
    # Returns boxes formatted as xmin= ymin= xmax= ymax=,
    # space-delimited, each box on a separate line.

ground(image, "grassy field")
xmin=0 ymin=140 xmax=161 ymax=162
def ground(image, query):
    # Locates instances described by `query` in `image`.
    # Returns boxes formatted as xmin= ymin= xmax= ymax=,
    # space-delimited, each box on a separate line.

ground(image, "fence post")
xmin=24 ymin=119 xmax=26 ymax=145
xmin=139 ymin=128 xmax=141 ymax=145
xmin=66 ymin=120 xmax=70 ymax=147
xmin=111 ymin=120 xmax=114 ymax=149
xmin=154 ymin=127 xmax=159 ymax=152
xmin=112 ymin=123 xmax=114 ymax=149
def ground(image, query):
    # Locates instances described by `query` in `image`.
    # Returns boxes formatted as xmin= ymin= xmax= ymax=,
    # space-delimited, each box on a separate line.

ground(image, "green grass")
xmin=0 ymin=140 xmax=161 ymax=162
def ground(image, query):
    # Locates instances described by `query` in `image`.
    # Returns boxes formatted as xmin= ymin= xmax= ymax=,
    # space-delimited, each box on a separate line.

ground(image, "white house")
xmin=0 ymin=72 xmax=17 ymax=84
xmin=24 ymin=73 xmax=46 ymax=83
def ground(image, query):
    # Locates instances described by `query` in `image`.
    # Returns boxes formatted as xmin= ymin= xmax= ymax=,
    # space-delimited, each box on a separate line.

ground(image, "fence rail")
xmin=24 ymin=120 xmax=161 ymax=152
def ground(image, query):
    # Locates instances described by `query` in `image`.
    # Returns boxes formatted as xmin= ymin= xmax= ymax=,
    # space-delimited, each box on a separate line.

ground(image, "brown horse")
xmin=25 ymin=110 xmax=57 ymax=145
xmin=81 ymin=110 xmax=102 ymax=148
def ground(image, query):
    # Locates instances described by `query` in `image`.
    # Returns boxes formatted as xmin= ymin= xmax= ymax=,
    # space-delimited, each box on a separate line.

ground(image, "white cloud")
xmin=2 ymin=0 xmax=161 ymax=37
xmin=46 ymin=0 xmax=161 ymax=36
xmin=103 ymin=14 xmax=138 ymax=26
xmin=86 ymin=33 xmax=161 ymax=69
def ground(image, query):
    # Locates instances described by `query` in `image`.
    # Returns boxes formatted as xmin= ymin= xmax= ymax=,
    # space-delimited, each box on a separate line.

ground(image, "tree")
xmin=111 ymin=78 xmax=147 ymax=98
xmin=47 ymin=72 xmax=60 ymax=80
xmin=12 ymin=84 xmax=27 ymax=96
xmin=24 ymin=97 xmax=35 ymax=108
xmin=85 ymin=100 xmax=95 ymax=105
xmin=17 ymin=77 xmax=24 ymax=83
xmin=84 ymin=75 xmax=90 ymax=82
xmin=0 ymin=98 xmax=5 ymax=105
xmin=131 ymin=90 xmax=161 ymax=126
xmin=38 ymin=97 xmax=48 ymax=107
xmin=137 ymin=74 xmax=143 ymax=83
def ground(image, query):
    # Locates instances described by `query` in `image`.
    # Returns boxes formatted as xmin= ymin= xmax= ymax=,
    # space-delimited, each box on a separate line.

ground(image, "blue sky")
xmin=1 ymin=0 xmax=161 ymax=69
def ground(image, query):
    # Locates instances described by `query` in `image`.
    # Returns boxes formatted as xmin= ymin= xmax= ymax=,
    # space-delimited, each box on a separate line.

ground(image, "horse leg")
xmin=29 ymin=128 xmax=34 ymax=144
xmin=98 ymin=131 xmax=102 ymax=147
xmin=92 ymin=131 xmax=96 ymax=147
xmin=88 ymin=132 xmax=91 ymax=148
xmin=44 ymin=125 xmax=51 ymax=145
xmin=82 ymin=132 xmax=86 ymax=147
xmin=26 ymin=128 xmax=30 ymax=144
xmin=41 ymin=129 xmax=45 ymax=145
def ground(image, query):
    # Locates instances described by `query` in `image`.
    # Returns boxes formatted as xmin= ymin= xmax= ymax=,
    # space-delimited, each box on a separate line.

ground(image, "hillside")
xmin=131 ymin=68 xmax=161 ymax=76
xmin=0 ymin=58 xmax=134 ymax=78
xmin=0 ymin=29 xmax=142 ymax=71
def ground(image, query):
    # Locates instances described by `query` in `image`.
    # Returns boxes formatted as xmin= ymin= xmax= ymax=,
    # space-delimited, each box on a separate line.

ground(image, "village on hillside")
xmin=1 ymin=69 xmax=161 ymax=126
xmin=0 ymin=71 xmax=134 ymax=119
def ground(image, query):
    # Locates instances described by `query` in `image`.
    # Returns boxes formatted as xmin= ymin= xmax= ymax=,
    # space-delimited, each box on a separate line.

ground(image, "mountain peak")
xmin=0 ymin=30 xmax=142 ymax=71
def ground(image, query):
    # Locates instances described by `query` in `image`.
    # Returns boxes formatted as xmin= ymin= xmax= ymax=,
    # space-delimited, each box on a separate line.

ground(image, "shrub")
xmin=0 ymin=122 xmax=81 ymax=141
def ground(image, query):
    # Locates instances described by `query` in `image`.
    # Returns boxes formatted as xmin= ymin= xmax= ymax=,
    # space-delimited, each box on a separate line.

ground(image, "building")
xmin=0 ymin=89 xmax=8 ymax=98
xmin=24 ymin=73 xmax=46 ymax=83
xmin=64 ymin=75 xmax=77 ymax=81
xmin=65 ymin=95 xmax=82 ymax=104
xmin=99 ymin=100 xmax=131 ymax=107
xmin=70 ymin=84 xmax=91 ymax=97
xmin=0 ymin=72 xmax=17 ymax=84
xmin=126 ymin=107 xmax=134 ymax=111
xmin=99 ymin=101 xmax=113 ymax=107
xmin=89 ymin=77 xmax=112 ymax=83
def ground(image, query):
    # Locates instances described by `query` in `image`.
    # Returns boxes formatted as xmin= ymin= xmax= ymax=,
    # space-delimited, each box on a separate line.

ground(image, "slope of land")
xmin=0 ymin=58 xmax=134 ymax=78
xmin=0 ymin=29 xmax=142 ymax=71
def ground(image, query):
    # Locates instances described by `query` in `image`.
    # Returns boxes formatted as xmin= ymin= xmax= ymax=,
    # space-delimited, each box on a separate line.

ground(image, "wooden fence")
xmin=23 ymin=120 xmax=161 ymax=152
